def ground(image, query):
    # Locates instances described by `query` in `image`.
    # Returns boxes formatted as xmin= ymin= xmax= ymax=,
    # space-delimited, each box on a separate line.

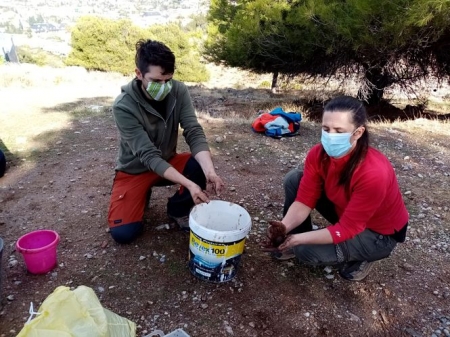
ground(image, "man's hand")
xmin=206 ymin=173 xmax=224 ymax=196
xmin=261 ymin=220 xmax=287 ymax=252
xmin=187 ymin=184 xmax=210 ymax=204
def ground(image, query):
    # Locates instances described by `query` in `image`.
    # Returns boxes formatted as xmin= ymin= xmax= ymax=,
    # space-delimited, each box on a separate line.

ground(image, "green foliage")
xmin=257 ymin=80 xmax=271 ymax=89
xmin=16 ymin=46 xmax=65 ymax=68
xmin=206 ymin=0 xmax=450 ymax=104
xmin=66 ymin=16 xmax=144 ymax=74
xmin=67 ymin=16 xmax=209 ymax=82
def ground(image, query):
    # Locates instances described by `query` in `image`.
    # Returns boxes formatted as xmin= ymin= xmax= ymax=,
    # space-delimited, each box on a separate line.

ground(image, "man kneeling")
xmin=108 ymin=40 xmax=224 ymax=244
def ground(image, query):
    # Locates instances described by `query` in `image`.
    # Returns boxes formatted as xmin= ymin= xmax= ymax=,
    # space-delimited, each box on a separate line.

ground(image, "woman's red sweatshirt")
xmin=296 ymin=144 xmax=409 ymax=244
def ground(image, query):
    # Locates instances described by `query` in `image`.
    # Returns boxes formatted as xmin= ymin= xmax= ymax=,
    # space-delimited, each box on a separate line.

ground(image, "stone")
xmin=215 ymin=136 xmax=224 ymax=143
xmin=8 ymin=260 xmax=18 ymax=268
xmin=348 ymin=312 xmax=361 ymax=322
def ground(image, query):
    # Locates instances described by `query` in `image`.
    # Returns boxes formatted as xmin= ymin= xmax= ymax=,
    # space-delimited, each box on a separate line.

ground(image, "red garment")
xmin=296 ymin=144 xmax=409 ymax=244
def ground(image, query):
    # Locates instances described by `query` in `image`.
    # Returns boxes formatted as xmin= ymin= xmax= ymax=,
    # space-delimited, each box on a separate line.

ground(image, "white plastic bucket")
xmin=188 ymin=200 xmax=252 ymax=283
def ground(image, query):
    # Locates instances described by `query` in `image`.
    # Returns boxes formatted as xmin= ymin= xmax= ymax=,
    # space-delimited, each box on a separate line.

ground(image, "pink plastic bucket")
xmin=16 ymin=230 xmax=60 ymax=274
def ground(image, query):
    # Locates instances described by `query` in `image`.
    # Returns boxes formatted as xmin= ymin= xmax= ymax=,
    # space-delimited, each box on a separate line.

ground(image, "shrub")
xmin=16 ymin=46 xmax=65 ymax=67
xmin=67 ymin=16 xmax=209 ymax=82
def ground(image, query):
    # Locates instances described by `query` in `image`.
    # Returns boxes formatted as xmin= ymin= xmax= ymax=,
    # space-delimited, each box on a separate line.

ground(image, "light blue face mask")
xmin=321 ymin=129 xmax=357 ymax=158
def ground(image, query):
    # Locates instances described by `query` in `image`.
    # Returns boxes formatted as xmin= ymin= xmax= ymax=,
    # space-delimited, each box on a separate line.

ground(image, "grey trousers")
xmin=283 ymin=169 xmax=398 ymax=266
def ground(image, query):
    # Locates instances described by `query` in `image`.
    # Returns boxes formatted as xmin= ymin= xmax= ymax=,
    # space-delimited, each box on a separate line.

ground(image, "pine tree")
xmin=206 ymin=0 xmax=450 ymax=105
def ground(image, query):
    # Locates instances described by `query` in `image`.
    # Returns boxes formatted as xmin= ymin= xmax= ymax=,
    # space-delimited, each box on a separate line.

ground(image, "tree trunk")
xmin=271 ymin=71 xmax=279 ymax=93
xmin=357 ymin=67 xmax=392 ymax=106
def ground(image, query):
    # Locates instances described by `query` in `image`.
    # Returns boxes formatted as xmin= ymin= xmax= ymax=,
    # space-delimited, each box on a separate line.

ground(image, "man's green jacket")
xmin=112 ymin=78 xmax=210 ymax=176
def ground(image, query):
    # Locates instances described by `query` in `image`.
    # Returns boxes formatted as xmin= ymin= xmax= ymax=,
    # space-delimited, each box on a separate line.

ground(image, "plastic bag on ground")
xmin=17 ymin=285 xmax=136 ymax=337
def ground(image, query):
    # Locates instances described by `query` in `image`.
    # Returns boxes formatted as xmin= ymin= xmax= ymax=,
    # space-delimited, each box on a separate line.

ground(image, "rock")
xmin=404 ymin=327 xmax=422 ymax=337
xmin=6 ymin=295 xmax=14 ymax=301
xmin=323 ymin=266 xmax=333 ymax=273
xmin=201 ymin=304 xmax=208 ymax=309
xmin=348 ymin=312 xmax=361 ymax=322
xmin=325 ymin=274 xmax=334 ymax=280
xmin=215 ymin=136 xmax=224 ymax=143
xmin=101 ymin=241 xmax=108 ymax=249
xmin=400 ymin=262 xmax=414 ymax=271
xmin=229 ymin=186 xmax=236 ymax=192
xmin=304 ymin=312 xmax=310 ymax=318
xmin=224 ymin=321 xmax=234 ymax=335
xmin=84 ymin=253 xmax=93 ymax=259
xmin=249 ymin=322 xmax=255 ymax=328
xmin=155 ymin=224 xmax=170 ymax=230
xmin=8 ymin=260 xmax=18 ymax=268
xmin=139 ymin=256 xmax=146 ymax=261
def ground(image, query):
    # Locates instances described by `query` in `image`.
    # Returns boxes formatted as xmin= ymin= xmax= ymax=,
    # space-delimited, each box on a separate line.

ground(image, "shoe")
xmin=169 ymin=215 xmax=190 ymax=232
xmin=339 ymin=260 xmax=375 ymax=281
xmin=272 ymin=248 xmax=296 ymax=261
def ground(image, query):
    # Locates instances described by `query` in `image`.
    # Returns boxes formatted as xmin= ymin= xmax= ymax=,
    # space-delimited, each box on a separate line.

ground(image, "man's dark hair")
xmin=135 ymin=40 xmax=175 ymax=75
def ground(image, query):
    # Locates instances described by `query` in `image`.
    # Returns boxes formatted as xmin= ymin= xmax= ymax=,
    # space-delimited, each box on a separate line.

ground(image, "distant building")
xmin=0 ymin=34 xmax=19 ymax=63
xmin=30 ymin=23 xmax=58 ymax=33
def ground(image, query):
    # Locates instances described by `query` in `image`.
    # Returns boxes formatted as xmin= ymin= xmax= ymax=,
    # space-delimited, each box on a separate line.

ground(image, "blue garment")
xmin=0 ymin=149 xmax=6 ymax=178
xmin=265 ymin=107 xmax=301 ymax=138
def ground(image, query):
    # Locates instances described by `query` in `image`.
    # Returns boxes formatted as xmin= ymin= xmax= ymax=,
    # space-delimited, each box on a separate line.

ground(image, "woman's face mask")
xmin=321 ymin=129 xmax=358 ymax=158
xmin=145 ymin=79 xmax=173 ymax=101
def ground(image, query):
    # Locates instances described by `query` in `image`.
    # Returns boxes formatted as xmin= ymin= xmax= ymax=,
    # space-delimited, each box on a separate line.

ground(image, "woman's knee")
xmin=110 ymin=222 xmax=143 ymax=244
xmin=293 ymin=244 xmax=337 ymax=266
xmin=283 ymin=169 xmax=303 ymax=191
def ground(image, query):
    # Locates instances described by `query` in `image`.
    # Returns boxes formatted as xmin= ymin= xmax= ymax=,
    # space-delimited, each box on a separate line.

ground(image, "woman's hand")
xmin=261 ymin=220 xmax=287 ymax=252
xmin=278 ymin=234 xmax=303 ymax=251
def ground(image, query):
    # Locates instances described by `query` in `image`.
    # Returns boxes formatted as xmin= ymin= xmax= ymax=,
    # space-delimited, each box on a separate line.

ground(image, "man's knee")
xmin=184 ymin=157 xmax=206 ymax=187
xmin=110 ymin=222 xmax=143 ymax=244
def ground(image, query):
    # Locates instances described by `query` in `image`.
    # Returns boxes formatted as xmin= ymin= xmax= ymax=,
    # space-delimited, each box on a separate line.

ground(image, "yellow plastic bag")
xmin=17 ymin=285 xmax=136 ymax=337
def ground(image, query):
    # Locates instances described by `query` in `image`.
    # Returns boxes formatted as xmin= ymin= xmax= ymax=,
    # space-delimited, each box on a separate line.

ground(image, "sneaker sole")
xmin=339 ymin=262 xmax=375 ymax=281
xmin=271 ymin=251 xmax=296 ymax=261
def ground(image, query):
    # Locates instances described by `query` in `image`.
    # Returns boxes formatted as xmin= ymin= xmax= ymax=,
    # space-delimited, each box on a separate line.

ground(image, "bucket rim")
xmin=190 ymin=200 xmax=252 ymax=240
xmin=191 ymin=200 xmax=251 ymax=218
xmin=190 ymin=221 xmax=251 ymax=240
xmin=16 ymin=229 xmax=60 ymax=254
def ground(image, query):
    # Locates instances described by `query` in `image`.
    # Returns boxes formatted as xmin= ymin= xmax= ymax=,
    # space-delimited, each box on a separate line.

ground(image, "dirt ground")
xmin=0 ymin=64 xmax=450 ymax=337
